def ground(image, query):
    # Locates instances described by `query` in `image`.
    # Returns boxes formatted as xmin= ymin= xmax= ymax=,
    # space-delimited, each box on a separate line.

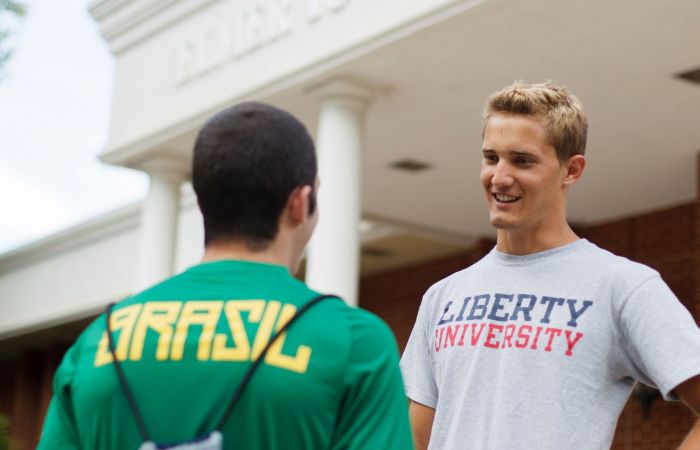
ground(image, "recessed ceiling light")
xmin=677 ymin=66 xmax=700 ymax=85
xmin=389 ymin=158 xmax=432 ymax=172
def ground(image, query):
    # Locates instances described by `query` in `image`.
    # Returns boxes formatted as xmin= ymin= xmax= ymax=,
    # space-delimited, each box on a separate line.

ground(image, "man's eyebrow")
xmin=481 ymin=149 xmax=536 ymax=156
xmin=511 ymin=150 xmax=537 ymax=157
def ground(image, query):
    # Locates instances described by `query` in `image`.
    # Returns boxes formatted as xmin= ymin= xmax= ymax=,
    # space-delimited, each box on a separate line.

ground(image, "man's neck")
xmin=496 ymin=224 xmax=580 ymax=256
xmin=201 ymin=240 xmax=293 ymax=273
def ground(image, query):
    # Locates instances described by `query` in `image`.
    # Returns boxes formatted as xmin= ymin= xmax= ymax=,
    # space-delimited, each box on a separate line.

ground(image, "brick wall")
xmin=611 ymin=396 xmax=695 ymax=450
xmin=0 ymin=347 xmax=66 ymax=450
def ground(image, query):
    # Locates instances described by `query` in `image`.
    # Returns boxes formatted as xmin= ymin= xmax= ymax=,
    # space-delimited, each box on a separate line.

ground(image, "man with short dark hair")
xmin=39 ymin=102 xmax=414 ymax=450
xmin=401 ymin=81 xmax=700 ymax=449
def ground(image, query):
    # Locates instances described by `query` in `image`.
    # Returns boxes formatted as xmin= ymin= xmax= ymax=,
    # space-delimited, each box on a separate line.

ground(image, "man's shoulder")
xmin=323 ymin=302 xmax=396 ymax=343
xmin=576 ymin=240 xmax=659 ymax=279
xmin=347 ymin=306 xmax=394 ymax=334
xmin=340 ymin=307 xmax=400 ymax=370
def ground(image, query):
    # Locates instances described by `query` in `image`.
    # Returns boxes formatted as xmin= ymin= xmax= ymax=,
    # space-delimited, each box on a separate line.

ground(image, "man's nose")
xmin=491 ymin=161 xmax=513 ymax=188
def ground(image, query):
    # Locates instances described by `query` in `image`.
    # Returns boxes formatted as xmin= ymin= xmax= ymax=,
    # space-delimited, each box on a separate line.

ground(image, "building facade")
xmin=2 ymin=0 xmax=700 ymax=448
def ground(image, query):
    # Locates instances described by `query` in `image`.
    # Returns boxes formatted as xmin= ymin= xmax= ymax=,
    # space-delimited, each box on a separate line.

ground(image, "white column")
xmin=305 ymin=78 xmax=375 ymax=306
xmin=135 ymin=157 xmax=189 ymax=290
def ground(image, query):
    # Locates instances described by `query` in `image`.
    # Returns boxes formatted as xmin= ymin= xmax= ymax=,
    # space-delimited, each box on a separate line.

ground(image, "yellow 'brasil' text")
xmin=94 ymin=300 xmax=312 ymax=374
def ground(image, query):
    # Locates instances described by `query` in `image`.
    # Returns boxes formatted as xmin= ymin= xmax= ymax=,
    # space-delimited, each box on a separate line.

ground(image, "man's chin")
xmin=490 ymin=216 xmax=517 ymax=230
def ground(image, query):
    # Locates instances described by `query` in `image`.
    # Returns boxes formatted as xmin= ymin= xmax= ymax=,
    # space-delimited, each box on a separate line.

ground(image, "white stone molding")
xmin=134 ymin=155 xmax=190 ymax=290
xmin=304 ymin=77 xmax=382 ymax=306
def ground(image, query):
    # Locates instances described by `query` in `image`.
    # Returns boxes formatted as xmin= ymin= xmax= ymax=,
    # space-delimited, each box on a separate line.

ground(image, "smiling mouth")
xmin=492 ymin=193 xmax=521 ymax=203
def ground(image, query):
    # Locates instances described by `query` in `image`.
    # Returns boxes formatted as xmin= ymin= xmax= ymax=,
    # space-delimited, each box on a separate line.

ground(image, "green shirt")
xmin=38 ymin=260 xmax=413 ymax=450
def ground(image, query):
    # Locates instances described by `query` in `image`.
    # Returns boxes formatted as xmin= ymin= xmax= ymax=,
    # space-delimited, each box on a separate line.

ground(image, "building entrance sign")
xmin=176 ymin=0 xmax=352 ymax=85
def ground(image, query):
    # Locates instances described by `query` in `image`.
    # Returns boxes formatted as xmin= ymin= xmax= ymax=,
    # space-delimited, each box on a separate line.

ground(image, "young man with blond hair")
xmin=401 ymin=81 xmax=700 ymax=449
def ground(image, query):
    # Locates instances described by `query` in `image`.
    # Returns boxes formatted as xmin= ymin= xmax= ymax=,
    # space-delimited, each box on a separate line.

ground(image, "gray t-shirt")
xmin=401 ymin=239 xmax=700 ymax=450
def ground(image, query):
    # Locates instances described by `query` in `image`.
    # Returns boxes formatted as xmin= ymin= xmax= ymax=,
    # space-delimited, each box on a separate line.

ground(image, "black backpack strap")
xmin=105 ymin=302 xmax=152 ymax=442
xmin=214 ymin=294 xmax=340 ymax=430
xmin=106 ymin=294 xmax=341 ymax=440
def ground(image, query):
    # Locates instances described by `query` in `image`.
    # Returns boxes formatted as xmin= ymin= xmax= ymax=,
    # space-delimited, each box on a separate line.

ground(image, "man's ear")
xmin=286 ymin=185 xmax=313 ymax=224
xmin=563 ymin=154 xmax=586 ymax=186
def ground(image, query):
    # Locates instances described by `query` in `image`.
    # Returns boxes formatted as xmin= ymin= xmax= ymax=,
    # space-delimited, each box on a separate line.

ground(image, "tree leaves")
xmin=0 ymin=0 xmax=26 ymax=77
xmin=0 ymin=1 xmax=26 ymax=17
xmin=0 ymin=412 xmax=8 ymax=450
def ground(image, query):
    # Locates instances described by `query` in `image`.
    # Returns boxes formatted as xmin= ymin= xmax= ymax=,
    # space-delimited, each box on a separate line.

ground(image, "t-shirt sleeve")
xmin=329 ymin=309 xmax=414 ymax=450
xmin=400 ymin=289 xmax=438 ymax=408
xmin=617 ymin=275 xmax=700 ymax=400
xmin=37 ymin=344 xmax=81 ymax=450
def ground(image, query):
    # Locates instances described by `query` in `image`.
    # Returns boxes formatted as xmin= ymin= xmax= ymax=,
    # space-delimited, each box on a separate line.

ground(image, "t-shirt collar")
xmin=489 ymin=238 xmax=590 ymax=266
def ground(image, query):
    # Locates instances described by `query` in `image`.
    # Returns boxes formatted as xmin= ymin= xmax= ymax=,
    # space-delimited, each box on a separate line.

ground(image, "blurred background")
xmin=0 ymin=0 xmax=146 ymax=255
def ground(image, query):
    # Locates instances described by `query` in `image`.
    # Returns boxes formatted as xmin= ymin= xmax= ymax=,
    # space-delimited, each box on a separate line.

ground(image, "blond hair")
xmin=483 ymin=81 xmax=588 ymax=161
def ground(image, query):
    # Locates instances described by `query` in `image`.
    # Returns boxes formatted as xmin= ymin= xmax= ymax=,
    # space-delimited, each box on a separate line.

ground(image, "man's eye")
xmin=483 ymin=154 xmax=498 ymax=163
xmin=514 ymin=157 xmax=531 ymax=165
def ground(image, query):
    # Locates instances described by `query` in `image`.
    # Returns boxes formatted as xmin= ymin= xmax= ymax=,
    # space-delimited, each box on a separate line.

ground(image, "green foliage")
xmin=0 ymin=412 xmax=9 ymax=450
xmin=1 ymin=1 xmax=26 ymax=17
xmin=0 ymin=0 xmax=26 ymax=76
xmin=0 ymin=29 xmax=11 ymax=70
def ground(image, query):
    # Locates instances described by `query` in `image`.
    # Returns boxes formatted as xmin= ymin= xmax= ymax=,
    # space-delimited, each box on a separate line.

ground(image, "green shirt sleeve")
xmin=330 ymin=309 xmax=414 ymax=450
xmin=37 ymin=343 xmax=81 ymax=450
